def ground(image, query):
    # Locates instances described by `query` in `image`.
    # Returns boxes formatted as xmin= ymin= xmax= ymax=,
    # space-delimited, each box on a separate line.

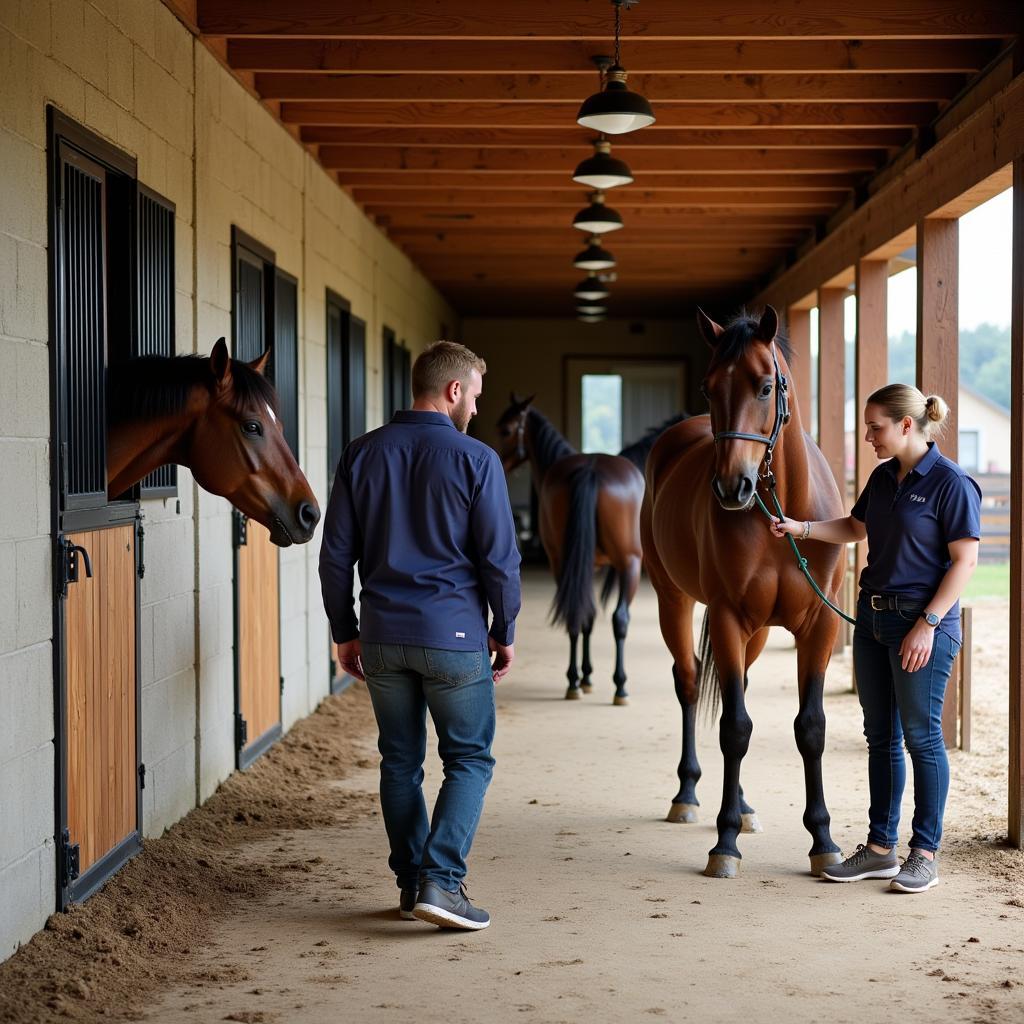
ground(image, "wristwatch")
xmin=920 ymin=610 xmax=940 ymax=628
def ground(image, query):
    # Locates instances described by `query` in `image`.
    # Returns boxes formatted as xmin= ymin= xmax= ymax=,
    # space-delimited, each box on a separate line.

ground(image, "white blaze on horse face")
xmin=265 ymin=403 xmax=277 ymax=427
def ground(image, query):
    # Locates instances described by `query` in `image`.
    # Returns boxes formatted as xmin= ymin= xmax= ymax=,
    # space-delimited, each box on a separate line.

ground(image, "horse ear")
xmin=696 ymin=307 xmax=724 ymax=349
xmin=249 ymin=347 xmax=271 ymax=375
xmin=210 ymin=337 xmax=231 ymax=384
xmin=522 ymin=393 xmax=536 ymax=407
xmin=755 ymin=305 xmax=779 ymax=344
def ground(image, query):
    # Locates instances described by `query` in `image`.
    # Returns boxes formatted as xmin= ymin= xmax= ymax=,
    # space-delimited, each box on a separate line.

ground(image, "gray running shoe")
xmin=413 ymin=881 xmax=490 ymax=930
xmin=399 ymin=887 xmax=417 ymax=920
xmin=821 ymin=843 xmax=900 ymax=882
xmin=889 ymin=851 xmax=939 ymax=893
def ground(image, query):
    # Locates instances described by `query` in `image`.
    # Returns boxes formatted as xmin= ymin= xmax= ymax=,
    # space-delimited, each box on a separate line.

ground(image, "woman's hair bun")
xmin=924 ymin=394 xmax=948 ymax=423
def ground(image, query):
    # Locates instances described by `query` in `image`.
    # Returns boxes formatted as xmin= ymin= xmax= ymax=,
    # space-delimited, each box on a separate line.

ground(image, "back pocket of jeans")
xmin=361 ymin=642 xmax=384 ymax=676
xmin=424 ymin=648 xmax=482 ymax=685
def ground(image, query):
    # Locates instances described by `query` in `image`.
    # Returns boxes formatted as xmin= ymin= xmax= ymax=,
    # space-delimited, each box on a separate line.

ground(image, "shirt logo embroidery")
xmin=909 ymin=494 xmax=926 ymax=503
xmin=455 ymin=631 xmax=466 ymax=638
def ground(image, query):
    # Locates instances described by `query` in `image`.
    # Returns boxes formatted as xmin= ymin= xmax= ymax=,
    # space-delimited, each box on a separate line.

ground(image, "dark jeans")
xmin=361 ymin=642 xmax=495 ymax=893
xmin=852 ymin=594 xmax=960 ymax=852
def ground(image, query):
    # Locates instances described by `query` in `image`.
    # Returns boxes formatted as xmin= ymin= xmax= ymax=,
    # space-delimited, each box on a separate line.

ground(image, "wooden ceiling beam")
xmin=370 ymin=209 xmax=824 ymax=228
xmin=227 ymin=38 xmax=999 ymax=74
xmin=280 ymin=100 xmax=938 ymax=127
xmin=320 ymin=146 xmax=883 ymax=173
xmin=197 ymin=2 xmax=1023 ymax=39
xmin=337 ymin=171 xmax=860 ymax=190
xmin=304 ymin=126 xmax=912 ymax=149
xmin=388 ymin=226 xmax=810 ymax=243
xmin=255 ymin=71 xmax=966 ymax=103
xmin=352 ymin=188 xmax=847 ymax=207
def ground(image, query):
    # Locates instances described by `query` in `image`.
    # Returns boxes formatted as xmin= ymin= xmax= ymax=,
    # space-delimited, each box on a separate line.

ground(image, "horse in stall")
xmin=641 ymin=307 xmax=845 ymax=878
xmin=106 ymin=337 xmax=320 ymax=546
xmin=496 ymin=395 xmax=644 ymax=705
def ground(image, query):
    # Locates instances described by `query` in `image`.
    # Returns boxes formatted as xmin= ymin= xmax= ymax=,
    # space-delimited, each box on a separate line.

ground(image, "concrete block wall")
xmin=0 ymin=0 xmax=457 ymax=962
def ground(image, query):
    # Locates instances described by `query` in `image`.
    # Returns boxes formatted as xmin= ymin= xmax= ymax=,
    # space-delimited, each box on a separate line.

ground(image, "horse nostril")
xmin=711 ymin=476 xmax=725 ymax=501
xmin=737 ymin=477 xmax=754 ymax=503
xmin=297 ymin=500 xmax=320 ymax=531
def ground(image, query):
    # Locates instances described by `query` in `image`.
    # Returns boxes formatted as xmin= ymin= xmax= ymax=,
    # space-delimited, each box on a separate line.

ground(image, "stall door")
xmin=49 ymin=111 xmax=143 ymax=907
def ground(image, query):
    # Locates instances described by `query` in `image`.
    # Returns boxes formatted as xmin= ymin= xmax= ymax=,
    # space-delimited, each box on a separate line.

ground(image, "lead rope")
xmin=752 ymin=468 xmax=858 ymax=627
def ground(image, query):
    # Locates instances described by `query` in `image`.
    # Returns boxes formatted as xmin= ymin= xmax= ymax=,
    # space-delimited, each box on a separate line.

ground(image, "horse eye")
xmin=242 ymin=420 xmax=263 ymax=437
xmin=760 ymin=383 xmax=773 ymax=398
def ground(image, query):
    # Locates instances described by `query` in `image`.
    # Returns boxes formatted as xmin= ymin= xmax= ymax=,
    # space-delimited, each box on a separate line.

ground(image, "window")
xmin=959 ymin=429 xmax=980 ymax=473
xmin=382 ymin=328 xmax=410 ymax=420
xmin=581 ymin=374 xmax=622 ymax=453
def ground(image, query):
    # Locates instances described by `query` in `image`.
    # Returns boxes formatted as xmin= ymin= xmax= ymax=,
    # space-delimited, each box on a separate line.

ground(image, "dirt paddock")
xmin=2 ymin=570 xmax=1022 ymax=1024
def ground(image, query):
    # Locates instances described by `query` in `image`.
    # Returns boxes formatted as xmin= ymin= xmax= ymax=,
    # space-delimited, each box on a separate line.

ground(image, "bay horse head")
xmin=106 ymin=339 xmax=320 ymax=546
xmin=495 ymin=392 xmax=536 ymax=472
xmin=697 ymin=306 xmax=791 ymax=512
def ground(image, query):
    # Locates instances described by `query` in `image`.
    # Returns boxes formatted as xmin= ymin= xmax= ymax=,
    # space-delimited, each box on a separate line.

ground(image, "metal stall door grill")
xmin=231 ymin=230 xmax=284 ymax=767
xmin=49 ymin=112 xmax=143 ymax=908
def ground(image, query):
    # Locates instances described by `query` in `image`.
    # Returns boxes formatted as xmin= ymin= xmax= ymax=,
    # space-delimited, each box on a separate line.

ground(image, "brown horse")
xmin=641 ymin=307 xmax=845 ymax=878
xmin=496 ymin=396 xmax=644 ymax=704
xmin=106 ymin=338 xmax=320 ymax=546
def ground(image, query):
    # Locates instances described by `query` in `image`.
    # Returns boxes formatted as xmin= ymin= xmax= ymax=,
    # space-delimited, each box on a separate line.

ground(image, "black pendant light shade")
xmin=572 ymin=139 xmax=633 ymax=189
xmin=578 ymin=314 xmax=606 ymax=324
xmin=574 ymin=276 xmax=610 ymax=301
xmin=572 ymin=191 xmax=623 ymax=234
xmin=576 ymin=305 xmax=607 ymax=315
xmin=573 ymin=236 xmax=616 ymax=271
xmin=577 ymin=65 xmax=656 ymax=135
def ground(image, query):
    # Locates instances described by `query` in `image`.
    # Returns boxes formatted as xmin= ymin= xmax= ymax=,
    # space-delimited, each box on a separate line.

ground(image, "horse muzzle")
xmin=711 ymin=473 xmax=757 ymax=512
xmin=270 ymin=499 xmax=320 ymax=546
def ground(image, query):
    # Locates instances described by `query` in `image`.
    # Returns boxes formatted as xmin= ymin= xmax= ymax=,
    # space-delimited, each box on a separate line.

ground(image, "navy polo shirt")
xmin=850 ymin=442 xmax=981 ymax=635
xmin=319 ymin=410 xmax=522 ymax=652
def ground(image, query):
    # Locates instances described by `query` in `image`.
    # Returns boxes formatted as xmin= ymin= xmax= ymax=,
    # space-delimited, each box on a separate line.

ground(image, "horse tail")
xmin=550 ymin=461 xmax=599 ymax=635
xmin=696 ymin=609 xmax=721 ymax=724
xmin=599 ymin=566 xmax=618 ymax=610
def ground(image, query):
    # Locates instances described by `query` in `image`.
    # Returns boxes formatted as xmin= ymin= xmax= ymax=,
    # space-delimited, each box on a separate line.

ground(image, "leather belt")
xmin=868 ymin=594 xmax=921 ymax=612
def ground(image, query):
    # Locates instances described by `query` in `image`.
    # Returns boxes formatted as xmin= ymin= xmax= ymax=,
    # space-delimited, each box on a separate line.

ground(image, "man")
xmin=319 ymin=340 xmax=521 ymax=931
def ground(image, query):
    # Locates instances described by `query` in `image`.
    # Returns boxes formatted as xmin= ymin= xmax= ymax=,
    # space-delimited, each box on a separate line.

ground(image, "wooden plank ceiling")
xmin=190 ymin=1 xmax=1020 ymax=317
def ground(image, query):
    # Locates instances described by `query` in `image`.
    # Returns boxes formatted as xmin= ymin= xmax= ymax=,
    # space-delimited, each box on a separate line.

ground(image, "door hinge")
xmin=60 ymin=828 xmax=80 ymax=887
xmin=233 ymin=509 xmax=248 ymax=547
xmin=138 ymin=763 xmax=146 ymax=790
xmin=56 ymin=536 xmax=93 ymax=599
xmin=235 ymin=712 xmax=248 ymax=749
xmin=136 ymin=518 xmax=146 ymax=579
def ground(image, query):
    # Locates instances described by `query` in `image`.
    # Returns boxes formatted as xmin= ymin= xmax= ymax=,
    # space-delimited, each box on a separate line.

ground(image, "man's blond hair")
xmin=412 ymin=340 xmax=486 ymax=398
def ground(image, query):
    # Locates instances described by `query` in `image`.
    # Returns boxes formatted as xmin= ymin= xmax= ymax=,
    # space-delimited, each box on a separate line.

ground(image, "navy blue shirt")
xmin=319 ymin=410 xmax=521 ymax=652
xmin=850 ymin=442 xmax=981 ymax=634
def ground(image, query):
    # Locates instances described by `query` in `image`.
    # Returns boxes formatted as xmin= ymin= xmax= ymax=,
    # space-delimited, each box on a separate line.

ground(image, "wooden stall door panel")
xmin=238 ymin=521 xmax=280 ymax=743
xmin=65 ymin=526 xmax=136 ymax=874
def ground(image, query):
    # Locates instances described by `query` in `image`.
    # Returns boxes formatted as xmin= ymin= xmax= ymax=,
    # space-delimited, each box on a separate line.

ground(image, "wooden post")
xmin=1011 ymin=157 xmax=1024 ymax=848
xmin=787 ymin=306 xmax=812 ymax=426
xmin=959 ymin=606 xmax=973 ymax=754
xmin=916 ymin=217 xmax=959 ymax=463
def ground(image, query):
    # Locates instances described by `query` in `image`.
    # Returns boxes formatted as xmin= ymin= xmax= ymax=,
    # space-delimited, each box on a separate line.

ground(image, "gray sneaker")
xmin=399 ymin=887 xmax=417 ymax=920
xmin=821 ymin=843 xmax=900 ymax=882
xmin=889 ymin=851 xmax=939 ymax=893
xmin=413 ymin=881 xmax=490 ymax=930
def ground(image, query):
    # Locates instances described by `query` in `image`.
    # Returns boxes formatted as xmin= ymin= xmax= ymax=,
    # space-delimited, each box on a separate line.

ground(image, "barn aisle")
xmin=143 ymin=571 xmax=1024 ymax=1024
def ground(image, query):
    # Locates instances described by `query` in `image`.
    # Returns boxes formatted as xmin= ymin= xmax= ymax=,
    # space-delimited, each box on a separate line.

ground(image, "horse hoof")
xmin=580 ymin=682 xmax=593 ymax=693
xmin=565 ymin=688 xmax=582 ymax=700
xmin=666 ymin=803 xmax=698 ymax=824
xmin=704 ymin=854 xmax=741 ymax=879
xmin=740 ymin=813 xmax=763 ymax=834
xmin=612 ymin=695 xmax=629 ymax=706
xmin=809 ymin=852 xmax=843 ymax=877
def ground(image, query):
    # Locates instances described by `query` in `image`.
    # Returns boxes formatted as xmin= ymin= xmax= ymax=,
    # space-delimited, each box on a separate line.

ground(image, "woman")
xmin=771 ymin=384 xmax=980 ymax=893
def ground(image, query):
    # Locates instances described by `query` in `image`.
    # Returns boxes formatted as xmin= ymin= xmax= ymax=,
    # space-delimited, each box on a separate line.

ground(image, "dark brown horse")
xmin=496 ymin=396 xmax=644 ymax=704
xmin=641 ymin=307 xmax=845 ymax=878
xmin=107 ymin=338 xmax=319 ymax=546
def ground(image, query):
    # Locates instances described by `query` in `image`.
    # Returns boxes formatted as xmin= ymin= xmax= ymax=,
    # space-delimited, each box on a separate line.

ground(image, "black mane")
xmin=526 ymin=407 xmax=576 ymax=475
xmin=618 ymin=412 xmax=689 ymax=471
xmin=107 ymin=354 xmax=279 ymax=426
xmin=709 ymin=312 xmax=793 ymax=370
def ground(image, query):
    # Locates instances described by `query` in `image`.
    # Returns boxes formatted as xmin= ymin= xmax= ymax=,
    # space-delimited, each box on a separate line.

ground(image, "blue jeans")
xmin=361 ymin=642 xmax=495 ymax=893
xmin=852 ymin=594 xmax=960 ymax=852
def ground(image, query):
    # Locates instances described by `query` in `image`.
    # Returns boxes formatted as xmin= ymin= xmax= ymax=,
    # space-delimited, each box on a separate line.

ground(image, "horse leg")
xmin=579 ymin=624 xmax=594 ymax=693
xmin=666 ymin=661 xmax=701 ymax=823
xmin=705 ymin=612 xmax=753 ymax=879
xmin=795 ymin=617 xmax=843 ymax=876
xmin=565 ymin=629 xmax=582 ymax=700
xmin=610 ymin=554 xmax=641 ymax=707
xmin=737 ymin=630 xmax=769 ymax=833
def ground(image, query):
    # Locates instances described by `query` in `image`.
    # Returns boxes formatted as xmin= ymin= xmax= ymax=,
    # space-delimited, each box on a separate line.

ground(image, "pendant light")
xmin=578 ymin=314 xmax=606 ymax=324
xmin=572 ymin=191 xmax=623 ymax=234
xmin=574 ymin=276 xmax=610 ymax=301
xmin=576 ymin=305 xmax=607 ymax=316
xmin=577 ymin=3 xmax=655 ymax=135
xmin=573 ymin=236 xmax=616 ymax=271
xmin=572 ymin=139 xmax=633 ymax=189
